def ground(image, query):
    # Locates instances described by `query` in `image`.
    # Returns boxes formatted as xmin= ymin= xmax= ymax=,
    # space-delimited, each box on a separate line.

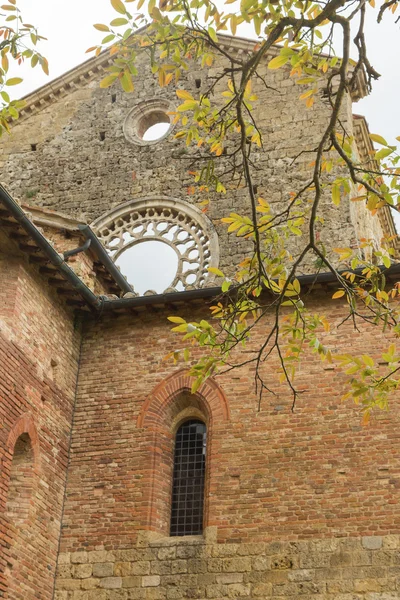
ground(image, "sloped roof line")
xmin=14 ymin=30 xmax=367 ymax=125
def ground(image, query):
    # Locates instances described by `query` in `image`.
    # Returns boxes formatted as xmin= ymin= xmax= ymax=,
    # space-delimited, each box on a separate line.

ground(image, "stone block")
xmin=216 ymin=573 xmax=243 ymax=584
xmin=363 ymin=536 xmax=383 ymax=550
xmin=158 ymin=547 xmax=176 ymax=561
xmin=222 ymin=557 xmax=252 ymax=572
xmin=115 ymin=562 xmax=132 ymax=577
xmin=252 ymin=582 xmax=273 ymax=596
xmin=122 ymin=576 xmax=141 ymax=588
xmin=88 ymin=551 xmax=115 ymax=564
xmin=142 ymin=575 xmax=161 ymax=587
xmin=71 ymin=552 xmax=89 ymax=564
xmin=80 ymin=579 xmax=100 ymax=591
xmin=100 ymin=577 xmax=122 ymax=589
xmin=93 ymin=563 xmax=114 ymax=578
xmin=226 ymin=583 xmax=251 ymax=597
xmin=131 ymin=561 xmax=151 ymax=575
xmin=74 ymin=563 xmax=93 ymax=579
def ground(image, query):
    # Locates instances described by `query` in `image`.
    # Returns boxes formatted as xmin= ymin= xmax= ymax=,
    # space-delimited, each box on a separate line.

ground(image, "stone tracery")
xmin=91 ymin=197 xmax=220 ymax=295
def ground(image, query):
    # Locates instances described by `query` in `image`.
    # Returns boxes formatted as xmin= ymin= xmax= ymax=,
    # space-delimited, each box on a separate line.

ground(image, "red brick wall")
xmin=0 ymin=239 xmax=81 ymax=599
xmin=59 ymin=293 xmax=400 ymax=553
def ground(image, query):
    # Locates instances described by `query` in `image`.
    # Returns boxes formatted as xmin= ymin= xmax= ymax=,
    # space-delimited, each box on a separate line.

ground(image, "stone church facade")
xmin=1 ymin=34 xmax=400 ymax=600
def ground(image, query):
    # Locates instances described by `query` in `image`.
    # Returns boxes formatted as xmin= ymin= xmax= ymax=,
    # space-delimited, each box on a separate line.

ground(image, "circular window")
xmin=91 ymin=197 xmax=220 ymax=296
xmin=123 ymin=99 xmax=174 ymax=146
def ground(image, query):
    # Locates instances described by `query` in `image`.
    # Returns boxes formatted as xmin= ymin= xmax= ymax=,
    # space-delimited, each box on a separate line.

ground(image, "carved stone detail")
xmin=91 ymin=197 xmax=220 ymax=294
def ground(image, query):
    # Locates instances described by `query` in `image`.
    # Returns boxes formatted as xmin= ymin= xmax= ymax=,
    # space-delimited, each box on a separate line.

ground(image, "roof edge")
xmin=13 ymin=30 xmax=367 ymax=125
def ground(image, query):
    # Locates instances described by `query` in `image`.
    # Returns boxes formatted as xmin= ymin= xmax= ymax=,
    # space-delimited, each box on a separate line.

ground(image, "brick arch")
xmin=137 ymin=370 xmax=229 ymax=535
xmin=2 ymin=414 xmax=40 ymax=598
xmin=137 ymin=369 xmax=230 ymax=429
xmin=6 ymin=413 xmax=40 ymax=472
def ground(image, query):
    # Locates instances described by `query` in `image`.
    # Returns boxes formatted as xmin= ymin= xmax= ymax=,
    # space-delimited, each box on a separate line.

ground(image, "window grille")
xmin=170 ymin=419 xmax=206 ymax=536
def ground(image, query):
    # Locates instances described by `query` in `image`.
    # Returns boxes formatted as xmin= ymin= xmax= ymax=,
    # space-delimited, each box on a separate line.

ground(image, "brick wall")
xmin=0 ymin=235 xmax=81 ymax=599
xmin=54 ymin=292 xmax=400 ymax=598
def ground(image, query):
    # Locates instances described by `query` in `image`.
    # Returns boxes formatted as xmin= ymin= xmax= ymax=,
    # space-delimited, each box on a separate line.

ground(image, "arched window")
xmin=91 ymin=197 xmax=220 ymax=296
xmin=170 ymin=419 xmax=207 ymax=536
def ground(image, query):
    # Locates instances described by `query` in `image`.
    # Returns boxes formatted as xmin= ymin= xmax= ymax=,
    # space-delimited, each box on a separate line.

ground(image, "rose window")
xmin=91 ymin=198 xmax=219 ymax=296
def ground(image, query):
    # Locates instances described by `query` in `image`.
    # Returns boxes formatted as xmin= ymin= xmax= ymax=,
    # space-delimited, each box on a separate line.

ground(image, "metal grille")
xmin=170 ymin=420 xmax=206 ymax=536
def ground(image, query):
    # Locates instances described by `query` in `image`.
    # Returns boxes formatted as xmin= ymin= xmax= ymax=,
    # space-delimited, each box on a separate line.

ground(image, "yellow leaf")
xmin=230 ymin=14 xmax=237 ymax=36
xmin=100 ymin=74 xmax=118 ymax=88
xmin=370 ymin=133 xmax=388 ymax=146
xmin=176 ymin=89 xmax=194 ymax=100
xmin=332 ymin=185 xmax=341 ymax=206
xmin=168 ymin=316 xmax=186 ymax=324
xmin=121 ymin=71 xmax=134 ymax=93
xmin=208 ymin=267 xmax=224 ymax=277
xmin=94 ymin=23 xmax=110 ymax=31
xmin=268 ymin=54 xmax=288 ymax=69
xmin=299 ymin=88 xmax=316 ymax=100
xmin=111 ymin=0 xmax=127 ymax=14
xmin=332 ymin=290 xmax=345 ymax=299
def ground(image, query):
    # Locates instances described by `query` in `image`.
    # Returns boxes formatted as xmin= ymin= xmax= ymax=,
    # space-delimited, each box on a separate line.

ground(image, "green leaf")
xmin=5 ymin=78 xmax=23 ymax=86
xmin=332 ymin=184 xmax=341 ymax=206
xmin=382 ymin=255 xmax=391 ymax=268
xmin=120 ymin=71 xmax=134 ymax=93
xmin=268 ymin=54 xmax=289 ymax=69
xmin=171 ymin=323 xmax=189 ymax=332
xmin=370 ymin=133 xmax=388 ymax=146
xmin=375 ymin=147 xmax=394 ymax=161
xmin=208 ymin=26 xmax=218 ymax=43
xmin=100 ymin=74 xmax=118 ymax=88
xmin=102 ymin=34 xmax=116 ymax=44
xmin=110 ymin=17 xmax=129 ymax=26
xmin=191 ymin=377 xmax=202 ymax=394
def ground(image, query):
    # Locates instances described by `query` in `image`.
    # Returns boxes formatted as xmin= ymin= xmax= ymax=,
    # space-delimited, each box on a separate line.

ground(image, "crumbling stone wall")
xmin=0 ymin=232 xmax=81 ymax=599
xmin=0 ymin=43 xmax=372 ymax=274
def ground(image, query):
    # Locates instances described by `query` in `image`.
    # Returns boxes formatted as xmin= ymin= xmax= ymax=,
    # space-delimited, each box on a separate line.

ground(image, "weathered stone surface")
xmin=362 ymin=536 xmax=383 ymax=550
xmin=142 ymin=575 xmax=161 ymax=587
xmin=54 ymin=535 xmax=400 ymax=598
xmin=93 ymin=563 xmax=114 ymax=577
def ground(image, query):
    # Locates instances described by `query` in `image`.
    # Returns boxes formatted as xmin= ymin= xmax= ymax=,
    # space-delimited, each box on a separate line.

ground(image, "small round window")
xmin=123 ymin=99 xmax=174 ymax=146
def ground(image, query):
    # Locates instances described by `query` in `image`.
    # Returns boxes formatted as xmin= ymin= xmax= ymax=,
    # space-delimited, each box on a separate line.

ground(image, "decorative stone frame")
xmin=137 ymin=369 xmax=229 ymax=536
xmin=123 ymin=98 xmax=176 ymax=146
xmin=91 ymin=197 xmax=220 ymax=295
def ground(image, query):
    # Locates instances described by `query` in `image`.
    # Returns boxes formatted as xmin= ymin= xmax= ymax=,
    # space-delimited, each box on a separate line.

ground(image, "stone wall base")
xmin=55 ymin=531 xmax=400 ymax=599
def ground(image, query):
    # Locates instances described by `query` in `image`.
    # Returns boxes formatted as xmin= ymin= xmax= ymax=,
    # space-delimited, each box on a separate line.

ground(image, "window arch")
xmin=137 ymin=370 xmax=229 ymax=537
xmin=91 ymin=197 xmax=220 ymax=296
xmin=5 ymin=433 xmax=35 ymax=525
xmin=170 ymin=419 xmax=207 ymax=536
